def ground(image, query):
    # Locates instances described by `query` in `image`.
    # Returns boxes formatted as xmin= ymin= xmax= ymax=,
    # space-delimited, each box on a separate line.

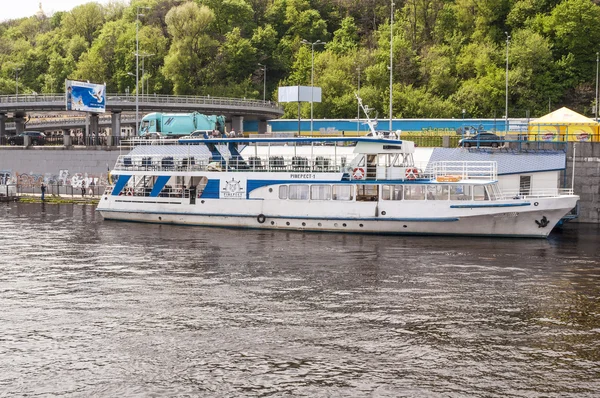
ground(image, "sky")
xmin=2 ymin=0 xmax=115 ymax=22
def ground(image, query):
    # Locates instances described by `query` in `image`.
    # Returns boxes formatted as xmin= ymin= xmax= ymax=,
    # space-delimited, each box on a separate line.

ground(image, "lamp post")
xmin=357 ymin=65 xmax=361 ymax=135
xmin=505 ymin=32 xmax=510 ymax=133
xmin=14 ymin=67 xmax=21 ymax=100
xmin=258 ymin=63 xmax=266 ymax=101
xmin=594 ymin=53 xmax=600 ymax=123
xmin=135 ymin=6 xmax=150 ymax=135
xmin=139 ymin=53 xmax=154 ymax=99
xmin=389 ymin=1 xmax=394 ymax=133
xmin=301 ymin=39 xmax=326 ymax=135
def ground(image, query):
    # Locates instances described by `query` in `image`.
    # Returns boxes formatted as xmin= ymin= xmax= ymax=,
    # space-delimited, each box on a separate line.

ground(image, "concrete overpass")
xmin=0 ymin=93 xmax=284 ymax=137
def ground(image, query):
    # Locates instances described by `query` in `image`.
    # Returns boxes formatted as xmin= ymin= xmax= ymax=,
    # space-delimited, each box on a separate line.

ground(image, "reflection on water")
xmin=0 ymin=203 xmax=599 ymax=397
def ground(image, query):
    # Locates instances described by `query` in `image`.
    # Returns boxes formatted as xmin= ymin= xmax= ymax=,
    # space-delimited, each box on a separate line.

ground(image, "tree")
xmin=60 ymin=3 xmax=105 ymax=45
xmin=162 ymin=2 xmax=219 ymax=94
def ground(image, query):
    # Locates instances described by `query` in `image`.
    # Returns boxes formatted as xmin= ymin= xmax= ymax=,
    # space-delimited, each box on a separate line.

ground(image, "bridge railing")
xmin=0 ymin=93 xmax=282 ymax=110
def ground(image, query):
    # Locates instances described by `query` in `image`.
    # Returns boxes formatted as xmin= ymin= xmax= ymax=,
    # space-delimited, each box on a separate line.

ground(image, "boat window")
xmin=332 ymin=185 xmax=353 ymax=200
xmin=382 ymin=185 xmax=403 ymax=200
xmin=404 ymin=185 xmax=425 ymax=200
xmin=311 ymin=185 xmax=332 ymax=200
xmin=378 ymin=154 xmax=392 ymax=167
xmin=393 ymin=154 xmax=410 ymax=167
xmin=426 ymin=185 xmax=449 ymax=200
xmin=450 ymin=185 xmax=471 ymax=200
xmin=279 ymin=185 xmax=288 ymax=199
xmin=473 ymin=185 xmax=489 ymax=201
xmin=289 ymin=185 xmax=309 ymax=200
xmin=356 ymin=184 xmax=378 ymax=201
xmin=519 ymin=176 xmax=531 ymax=196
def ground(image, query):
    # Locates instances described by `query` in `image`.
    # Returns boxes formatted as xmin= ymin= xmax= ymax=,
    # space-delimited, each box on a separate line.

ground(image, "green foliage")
xmin=0 ymin=0 xmax=600 ymax=118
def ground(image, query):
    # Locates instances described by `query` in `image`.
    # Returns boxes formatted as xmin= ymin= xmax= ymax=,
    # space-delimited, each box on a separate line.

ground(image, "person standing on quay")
xmin=81 ymin=181 xmax=86 ymax=198
xmin=41 ymin=182 xmax=46 ymax=201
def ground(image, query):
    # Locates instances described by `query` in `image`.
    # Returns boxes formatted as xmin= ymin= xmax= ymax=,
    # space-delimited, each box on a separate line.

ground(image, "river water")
xmin=0 ymin=202 xmax=599 ymax=397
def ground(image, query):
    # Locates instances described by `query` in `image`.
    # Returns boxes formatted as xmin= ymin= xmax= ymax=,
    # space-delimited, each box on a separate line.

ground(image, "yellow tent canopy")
xmin=528 ymin=107 xmax=598 ymax=142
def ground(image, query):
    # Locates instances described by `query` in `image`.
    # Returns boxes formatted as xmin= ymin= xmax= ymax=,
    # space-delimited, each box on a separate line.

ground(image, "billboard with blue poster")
xmin=65 ymin=79 xmax=106 ymax=113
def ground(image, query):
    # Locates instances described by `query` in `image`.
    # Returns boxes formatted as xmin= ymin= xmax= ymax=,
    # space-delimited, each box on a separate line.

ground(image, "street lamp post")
xmin=389 ymin=0 xmax=394 ymax=133
xmin=594 ymin=53 xmax=600 ymax=123
xmin=135 ymin=6 xmax=150 ymax=135
xmin=505 ymin=32 xmax=510 ymax=133
xmin=357 ymin=66 xmax=361 ymax=135
xmin=258 ymin=63 xmax=266 ymax=101
xmin=301 ymin=39 xmax=326 ymax=135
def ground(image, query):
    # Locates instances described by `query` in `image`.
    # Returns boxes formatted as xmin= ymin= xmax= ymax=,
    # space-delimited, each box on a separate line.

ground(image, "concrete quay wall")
xmin=566 ymin=142 xmax=600 ymax=224
xmin=0 ymin=144 xmax=599 ymax=223
xmin=0 ymin=147 xmax=120 ymax=187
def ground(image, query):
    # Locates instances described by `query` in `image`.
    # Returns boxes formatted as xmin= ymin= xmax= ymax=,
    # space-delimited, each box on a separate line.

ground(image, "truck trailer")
xmin=139 ymin=112 xmax=226 ymax=137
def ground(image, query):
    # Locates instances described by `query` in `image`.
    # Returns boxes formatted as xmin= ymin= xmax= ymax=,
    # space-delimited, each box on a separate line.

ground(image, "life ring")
xmin=257 ymin=214 xmax=266 ymax=224
xmin=352 ymin=167 xmax=365 ymax=180
xmin=126 ymin=188 xmax=133 ymax=196
xmin=405 ymin=168 xmax=419 ymax=180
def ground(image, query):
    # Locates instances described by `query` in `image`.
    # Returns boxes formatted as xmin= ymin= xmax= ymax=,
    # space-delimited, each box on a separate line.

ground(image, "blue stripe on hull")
xmin=450 ymin=202 xmax=531 ymax=208
xmin=97 ymin=208 xmax=458 ymax=222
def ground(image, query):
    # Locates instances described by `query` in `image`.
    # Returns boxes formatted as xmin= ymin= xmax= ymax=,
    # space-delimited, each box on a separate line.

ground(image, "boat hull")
xmin=97 ymin=195 xmax=578 ymax=238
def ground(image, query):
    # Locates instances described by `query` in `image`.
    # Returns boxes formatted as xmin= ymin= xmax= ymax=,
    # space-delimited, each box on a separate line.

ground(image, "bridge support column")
xmin=14 ymin=111 xmax=26 ymax=134
xmin=232 ymin=115 xmax=243 ymax=135
xmin=86 ymin=113 xmax=99 ymax=145
xmin=111 ymin=111 xmax=121 ymax=145
xmin=0 ymin=113 xmax=6 ymax=140
xmin=258 ymin=119 xmax=268 ymax=134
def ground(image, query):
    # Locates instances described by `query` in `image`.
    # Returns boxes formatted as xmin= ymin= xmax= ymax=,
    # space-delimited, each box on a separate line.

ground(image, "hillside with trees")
xmin=1 ymin=0 xmax=600 ymax=120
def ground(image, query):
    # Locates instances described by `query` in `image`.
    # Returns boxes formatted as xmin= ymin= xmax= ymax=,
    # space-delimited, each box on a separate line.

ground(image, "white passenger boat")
xmin=97 ymin=133 xmax=579 ymax=238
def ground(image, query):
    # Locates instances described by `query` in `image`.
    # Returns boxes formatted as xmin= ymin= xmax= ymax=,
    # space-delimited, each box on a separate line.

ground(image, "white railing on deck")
xmin=500 ymin=188 xmax=575 ymax=199
xmin=429 ymin=161 xmax=497 ymax=181
xmin=113 ymin=153 xmax=360 ymax=173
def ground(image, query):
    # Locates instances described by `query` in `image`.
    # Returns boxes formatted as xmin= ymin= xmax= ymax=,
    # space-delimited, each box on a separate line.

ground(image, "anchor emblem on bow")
xmin=535 ymin=216 xmax=549 ymax=228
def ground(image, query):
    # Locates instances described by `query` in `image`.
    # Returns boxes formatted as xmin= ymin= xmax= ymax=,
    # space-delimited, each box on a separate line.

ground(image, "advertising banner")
xmin=65 ymin=80 xmax=106 ymax=113
xmin=278 ymin=86 xmax=322 ymax=103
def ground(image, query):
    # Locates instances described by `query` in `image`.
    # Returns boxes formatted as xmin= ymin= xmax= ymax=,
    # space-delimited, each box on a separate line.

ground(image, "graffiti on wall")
xmin=0 ymin=169 xmax=109 ymax=187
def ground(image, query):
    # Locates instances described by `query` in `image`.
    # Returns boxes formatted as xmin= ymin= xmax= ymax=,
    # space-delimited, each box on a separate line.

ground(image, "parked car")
xmin=8 ymin=131 xmax=46 ymax=146
xmin=459 ymin=132 xmax=504 ymax=148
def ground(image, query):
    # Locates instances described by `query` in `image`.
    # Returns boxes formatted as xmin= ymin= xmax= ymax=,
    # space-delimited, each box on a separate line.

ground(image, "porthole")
xmin=286 ymin=222 xmax=290 ymax=226
xmin=271 ymin=221 xmax=275 ymax=225
xmin=159 ymin=217 xmax=162 ymax=221
xmin=381 ymin=211 xmax=387 ymax=215
xmin=104 ymin=197 xmax=107 ymax=200
xmin=302 ymin=222 xmax=306 ymax=226
xmin=342 ymin=223 xmax=347 ymax=227
xmin=359 ymin=223 xmax=364 ymax=227
xmin=269 ymin=188 xmax=273 ymax=193
xmin=201 ymin=200 xmax=205 ymax=204
xmin=334 ymin=223 xmax=338 ymax=227
xmin=318 ymin=223 xmax=322 ymax=227
xmin=403 ymin=225 xmax=407 ymax=228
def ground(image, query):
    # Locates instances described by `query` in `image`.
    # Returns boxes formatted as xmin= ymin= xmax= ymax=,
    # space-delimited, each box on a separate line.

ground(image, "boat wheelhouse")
xmin=97 ymin=136 xmax=579 ymax=238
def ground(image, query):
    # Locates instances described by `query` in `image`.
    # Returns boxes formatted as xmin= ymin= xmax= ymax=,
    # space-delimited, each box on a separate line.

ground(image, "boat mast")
xmin=355 ymin=93 xmax=378 ymax=137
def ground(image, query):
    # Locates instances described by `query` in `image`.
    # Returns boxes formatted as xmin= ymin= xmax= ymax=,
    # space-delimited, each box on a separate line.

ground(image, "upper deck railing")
xmin=428 ymin=161 xmax=497 ymax=181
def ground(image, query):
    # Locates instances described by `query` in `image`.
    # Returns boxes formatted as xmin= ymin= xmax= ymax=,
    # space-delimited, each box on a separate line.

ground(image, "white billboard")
xmin=65 ymin=79 xmax=106 ymax=113
xmin=278 ymin=86 xmax=322 ymax=103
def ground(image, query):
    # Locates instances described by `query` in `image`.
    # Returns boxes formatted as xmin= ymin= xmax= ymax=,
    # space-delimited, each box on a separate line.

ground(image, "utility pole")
xmin=135 ymin=6 xmax=150 ymax=135
xmin=389 ymin=1 xmax=394 ymax=133
xmin=301 ymin=39 xmax=326 ymax=135
xmin=505 ymin=32 xmax=510 ymax=133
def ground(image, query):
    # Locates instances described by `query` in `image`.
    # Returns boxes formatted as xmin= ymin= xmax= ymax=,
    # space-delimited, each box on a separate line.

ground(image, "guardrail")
xmin=0 ymin=93 xmax=282 ymax=110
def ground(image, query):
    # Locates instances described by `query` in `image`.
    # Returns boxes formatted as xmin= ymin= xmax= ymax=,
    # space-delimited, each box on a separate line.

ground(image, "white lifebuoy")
xmin=405 ymin=168 xmax=419 ymax=180
xmin=352 ymin=167 xmax=365 ymax=180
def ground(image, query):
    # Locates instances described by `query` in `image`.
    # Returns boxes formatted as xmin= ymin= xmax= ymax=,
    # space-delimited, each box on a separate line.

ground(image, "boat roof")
xmin=177 ymin=136 xmax=404 ymax=145
xmin=427 ymin=148 xmax=566 ymax=175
